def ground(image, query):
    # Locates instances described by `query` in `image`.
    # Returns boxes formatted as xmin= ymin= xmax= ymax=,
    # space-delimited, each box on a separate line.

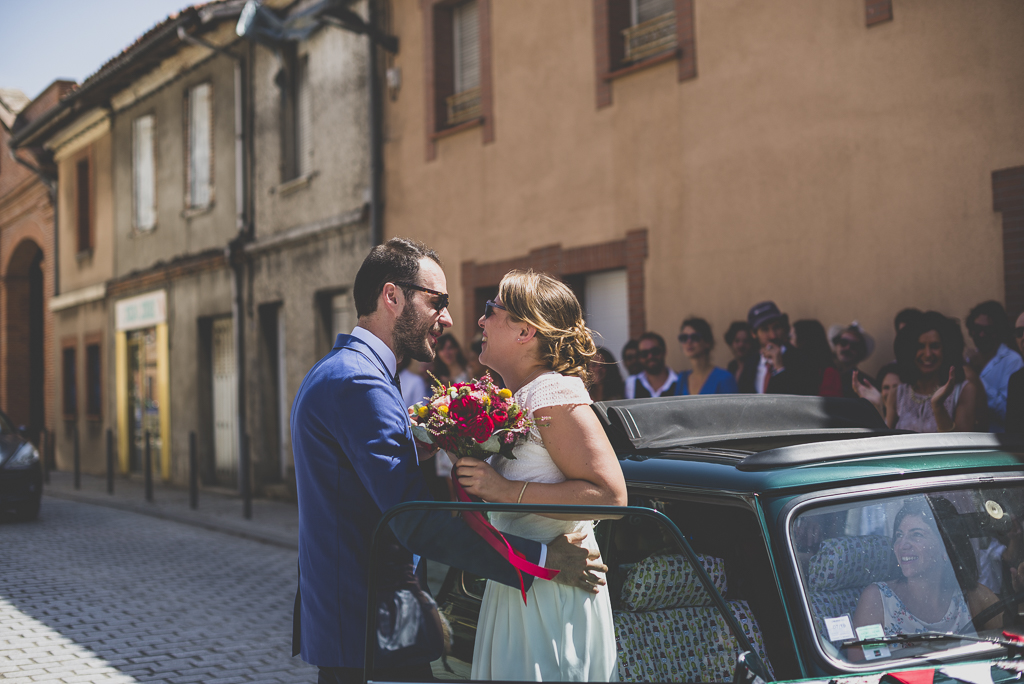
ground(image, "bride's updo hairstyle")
xmin=497 ymin=270 xmax=597 ymax=383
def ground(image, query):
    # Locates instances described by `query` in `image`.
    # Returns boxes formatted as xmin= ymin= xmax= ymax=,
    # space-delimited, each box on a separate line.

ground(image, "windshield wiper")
xmin=844 ymin=630 xmax=1024 ymax=657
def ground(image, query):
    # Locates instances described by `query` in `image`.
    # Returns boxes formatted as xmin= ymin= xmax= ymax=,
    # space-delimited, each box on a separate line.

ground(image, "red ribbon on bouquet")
xmin=451 ymin=468 xmax=559 ymax=605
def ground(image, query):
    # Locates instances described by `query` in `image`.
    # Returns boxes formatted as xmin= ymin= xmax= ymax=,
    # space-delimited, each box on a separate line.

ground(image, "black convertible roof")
xmin=593 ymin=394 xmax=890 ymax=454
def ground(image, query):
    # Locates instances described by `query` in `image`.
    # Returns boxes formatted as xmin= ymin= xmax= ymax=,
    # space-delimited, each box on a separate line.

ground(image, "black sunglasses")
xmin=638 ymin=347 xmax=664 ymax=358
xmin=483 ymin=299 xmax=507 ymax=318
xmin=394 ymin=282 xmax=449 ymax=312
xmin=677 ymin=333 xmax=703 ymax=343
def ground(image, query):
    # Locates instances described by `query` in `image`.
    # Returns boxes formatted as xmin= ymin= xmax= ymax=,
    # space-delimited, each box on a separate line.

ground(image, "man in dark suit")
xmin=290 ymin=238 xmax=603 ymax=684
xmin=737 ymin=301 xmax=818 ymax=395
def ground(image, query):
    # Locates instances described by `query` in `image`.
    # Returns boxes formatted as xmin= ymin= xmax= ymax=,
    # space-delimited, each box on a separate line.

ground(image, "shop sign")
xmin=116 ymin=290 xmax=167 ymax=331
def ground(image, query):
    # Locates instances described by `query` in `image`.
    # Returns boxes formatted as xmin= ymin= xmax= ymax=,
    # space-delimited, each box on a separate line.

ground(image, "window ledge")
xmin=430 ymin=117 xmax=483 ymax=141
xmin=75 ymin=249 xmax=93 ymax=263
xmin=181 ymin=202 xmax=215 ymax=220
xmin=86 ymin=413 xmax=102 ymax=422
xmin=273 ymin=171 xmax=318 ymax=197
xmin=603 ymin=48 xmax=680 ymax=82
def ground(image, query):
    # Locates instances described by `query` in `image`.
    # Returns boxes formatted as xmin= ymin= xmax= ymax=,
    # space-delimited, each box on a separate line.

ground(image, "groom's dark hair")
xmin=353 ymin=237 xmax=442 ymax=317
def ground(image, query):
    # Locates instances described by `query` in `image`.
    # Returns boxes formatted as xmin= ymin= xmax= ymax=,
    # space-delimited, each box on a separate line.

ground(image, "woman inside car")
xmin=851 ymin=497 xmax=1000 ymax=656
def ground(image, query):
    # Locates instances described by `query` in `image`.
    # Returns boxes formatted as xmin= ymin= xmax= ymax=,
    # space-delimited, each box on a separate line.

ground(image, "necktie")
xmin=763 ymin=360 xmax=773 ymax=394
xmin=393 ymin=370 xmax=403 ymax=396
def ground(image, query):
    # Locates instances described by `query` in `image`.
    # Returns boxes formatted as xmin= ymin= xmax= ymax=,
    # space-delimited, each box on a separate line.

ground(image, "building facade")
xmin=381 ymin=0 xmax=1024 ymax=376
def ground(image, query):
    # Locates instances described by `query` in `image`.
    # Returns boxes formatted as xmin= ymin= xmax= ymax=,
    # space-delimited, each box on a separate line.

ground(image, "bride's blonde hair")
xmin=497 ymin=270 xmax=597 ymax=384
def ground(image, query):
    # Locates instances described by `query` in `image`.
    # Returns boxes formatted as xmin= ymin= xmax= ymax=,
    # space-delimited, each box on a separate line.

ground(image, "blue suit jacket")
xmin=291 ymin=334 xmax=542 ymax=668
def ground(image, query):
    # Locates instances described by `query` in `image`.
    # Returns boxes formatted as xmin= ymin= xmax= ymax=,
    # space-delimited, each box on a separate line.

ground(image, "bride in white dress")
xmin=454 ymin=270 xmax=627 ymax=682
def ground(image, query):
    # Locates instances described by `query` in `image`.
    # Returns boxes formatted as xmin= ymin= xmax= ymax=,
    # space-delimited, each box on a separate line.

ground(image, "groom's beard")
xmin=393 ymin=304 xmax=437 ymax=363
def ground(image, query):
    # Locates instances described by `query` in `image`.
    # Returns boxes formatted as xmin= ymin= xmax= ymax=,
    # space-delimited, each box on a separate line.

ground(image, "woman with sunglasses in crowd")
xmin=455 ymin=270 xmax=626 ymax=681
xmin=674 ymin=317 xmax=738 ymax=395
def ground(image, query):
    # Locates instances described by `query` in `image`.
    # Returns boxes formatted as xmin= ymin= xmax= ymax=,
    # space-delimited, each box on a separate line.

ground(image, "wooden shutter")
xmin=133 ymin=115 xmax=156 ymax=230
xmin=212 ymin=317 xmax=238 ymax=473
xmin=296 ymin=57 xmax=313 ymax=177
xmin=76 ymin=158 xmax=90 ymax=252
xmin=453 ymin=1 xmax=480 ymax=94
xmin=188 ymin=83 xmax=212 ymax=208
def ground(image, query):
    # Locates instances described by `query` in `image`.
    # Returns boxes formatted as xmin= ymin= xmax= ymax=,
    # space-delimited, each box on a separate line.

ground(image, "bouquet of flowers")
xmin=409 ymin=373 xmax=533 ymax=460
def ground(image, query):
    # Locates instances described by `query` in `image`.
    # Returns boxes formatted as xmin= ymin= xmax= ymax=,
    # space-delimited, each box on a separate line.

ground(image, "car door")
xmin=364 ymin=500 xmax=772 ymax=683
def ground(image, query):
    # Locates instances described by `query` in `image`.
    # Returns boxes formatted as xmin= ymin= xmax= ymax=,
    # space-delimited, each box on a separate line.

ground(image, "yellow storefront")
xmin=114 ymin=290 xmax=170 ymax=479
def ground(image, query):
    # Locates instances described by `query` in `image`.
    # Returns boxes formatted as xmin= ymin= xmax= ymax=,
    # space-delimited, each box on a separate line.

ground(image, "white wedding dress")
xmin=470 ymin=372 xmax=618 ymax=682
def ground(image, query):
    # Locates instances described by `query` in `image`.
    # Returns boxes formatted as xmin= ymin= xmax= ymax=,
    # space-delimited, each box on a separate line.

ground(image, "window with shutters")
xmin=281 ymin=49 xmax=314 ymax=183
xmin=185 ymin=82 xmax=213 ymax=209
xmin=423 ymin=0 xmax=493 ymax=159
xmin=133 ymin=114 xmax=156 ymax=231
xmin=62 ymin=344 xmax=77 ymax=419
xmin=76 ymin=157 xmax=91 ymax=253
xmin=85 ymin=341 xmax=102 ymax=419
xmin=593 ymin=0 xmax=696 ymax=109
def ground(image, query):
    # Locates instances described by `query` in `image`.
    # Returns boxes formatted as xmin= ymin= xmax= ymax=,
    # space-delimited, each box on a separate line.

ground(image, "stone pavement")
xmin=42 ymin=470 xmax=298 ymax=550
xmin=0 ymin=497 xmax=318 ymax=683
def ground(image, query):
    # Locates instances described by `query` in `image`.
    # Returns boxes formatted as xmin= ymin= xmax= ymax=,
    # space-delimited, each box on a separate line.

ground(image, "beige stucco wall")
xmin=57 ymin=129 xmax=114 ymax=291
xmin=383 ymin=0 xmax=1024 ymax=377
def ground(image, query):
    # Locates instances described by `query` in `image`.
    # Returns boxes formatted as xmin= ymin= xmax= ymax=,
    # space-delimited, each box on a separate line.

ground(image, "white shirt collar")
xmin=349 ymin=326 xmax=397 ymax=380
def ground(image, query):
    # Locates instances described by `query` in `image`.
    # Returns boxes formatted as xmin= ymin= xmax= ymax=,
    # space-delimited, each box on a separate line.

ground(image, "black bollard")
xmin=106 ymin=428 xmax=114 ymax=495
xmin=189 ymin=431 xmax=198 ymax=510
xmin=40 ymin=430 xmax=49 ymax=485
xmin=144 ymin=430 xmax=153 ymax=503
xmin=73 ymin=423 xmax=81 ymax=490
xmin=240 ymin=433 xmax=252 ymax=520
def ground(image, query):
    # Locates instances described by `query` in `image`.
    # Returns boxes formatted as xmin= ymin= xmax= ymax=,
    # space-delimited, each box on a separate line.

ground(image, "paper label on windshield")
xmin=855 ymin=624 xmax=891 ymax=660
xmin=824 ymin=615 xmax=855 ymax=642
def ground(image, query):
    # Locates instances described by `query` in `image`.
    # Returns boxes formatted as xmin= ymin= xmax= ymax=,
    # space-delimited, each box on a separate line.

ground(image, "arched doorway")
xmin=5 ymin=239 xmax=45 ymax=443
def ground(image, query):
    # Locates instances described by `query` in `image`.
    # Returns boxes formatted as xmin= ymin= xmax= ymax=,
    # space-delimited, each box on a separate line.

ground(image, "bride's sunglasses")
xmin=483 ymin=300 xmax=507 ymax=318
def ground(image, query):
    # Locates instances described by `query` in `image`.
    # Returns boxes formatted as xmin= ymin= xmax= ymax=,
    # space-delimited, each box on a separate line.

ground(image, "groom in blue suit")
xmin=291 ymin=238 xmax=602 ymax=684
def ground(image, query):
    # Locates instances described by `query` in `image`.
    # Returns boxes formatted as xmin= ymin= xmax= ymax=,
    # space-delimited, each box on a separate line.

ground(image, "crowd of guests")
xmin=397 ymin=298 xmax=1024 ymax=438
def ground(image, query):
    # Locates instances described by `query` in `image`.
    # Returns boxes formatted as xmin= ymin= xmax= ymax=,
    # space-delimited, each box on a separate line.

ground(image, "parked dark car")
xmin=365 ymin=395 xmax=1024 ymax=683
xmin=0 ymin=410 xmax=42 ymax=520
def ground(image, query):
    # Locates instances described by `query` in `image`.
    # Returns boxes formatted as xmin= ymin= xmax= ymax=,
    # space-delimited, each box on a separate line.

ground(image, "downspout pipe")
xmin=368 ymin=0 xmax=384 ymax=247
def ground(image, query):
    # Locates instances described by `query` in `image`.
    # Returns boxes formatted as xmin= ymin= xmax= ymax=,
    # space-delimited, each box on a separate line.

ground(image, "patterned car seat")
xmin=805 ymin=535 xmax=899 ymax=641
xmin=613 ymin=553 xmax=774 ymax=682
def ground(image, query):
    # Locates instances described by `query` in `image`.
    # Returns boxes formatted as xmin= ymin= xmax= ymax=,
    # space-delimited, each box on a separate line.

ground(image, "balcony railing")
xmin=446 ymin=87 xmax=482 ymax=127
xmin=622 ymin=11 xmax=677 ymax=63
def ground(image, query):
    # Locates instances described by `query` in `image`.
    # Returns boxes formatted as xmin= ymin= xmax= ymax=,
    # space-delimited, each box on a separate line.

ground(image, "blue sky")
xmin=0 ymin=0 xmax=197 ymax=101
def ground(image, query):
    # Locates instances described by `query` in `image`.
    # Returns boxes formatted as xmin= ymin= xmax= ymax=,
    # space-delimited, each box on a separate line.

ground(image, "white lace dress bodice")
xmin=487 ymin=372 xmax=594 ymax=542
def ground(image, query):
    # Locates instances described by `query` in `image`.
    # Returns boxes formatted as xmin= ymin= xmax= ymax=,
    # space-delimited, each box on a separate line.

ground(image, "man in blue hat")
xmin=737 ymin=301 xmax=817 ymax=395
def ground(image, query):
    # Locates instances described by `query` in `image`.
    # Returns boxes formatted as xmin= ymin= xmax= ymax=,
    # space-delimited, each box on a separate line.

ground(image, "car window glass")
xmin=791 ymin=486 xmax=1024 ymax=667
xmin=369 ymin=503 xmax=768 ymax=683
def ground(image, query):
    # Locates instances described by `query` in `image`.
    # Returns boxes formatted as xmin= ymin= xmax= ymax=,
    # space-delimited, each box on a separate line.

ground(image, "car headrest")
xmin=620 ymin=553 xmax=727 ymax=611
xmin=807 ymin=535 xmax=899 ymax=592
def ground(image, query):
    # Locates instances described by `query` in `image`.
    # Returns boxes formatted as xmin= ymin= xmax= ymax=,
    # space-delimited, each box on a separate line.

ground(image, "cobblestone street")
xmin=0 ymin=498 xmax=317 ymax=683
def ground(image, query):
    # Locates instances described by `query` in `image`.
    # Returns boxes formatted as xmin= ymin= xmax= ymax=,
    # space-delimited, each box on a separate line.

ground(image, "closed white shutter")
xmin=332 ymin=292 xmax=355 ymax=339
xmin=133 ymin=115 xmax=156 ymax=230
xmin=212 ymin=317 xmax=238 ymax=473
xmin=634 ymin=0 xmax=674 ymax=24
xmin=584 ymin=270 xmax=630 ymax=378
xmin=453 ymin=1 xmax=480 ymax=94
xmin=296 ymin=57 xmax=313 ymax=177
xmin=189 ymin=83 xmax=212 ymax=208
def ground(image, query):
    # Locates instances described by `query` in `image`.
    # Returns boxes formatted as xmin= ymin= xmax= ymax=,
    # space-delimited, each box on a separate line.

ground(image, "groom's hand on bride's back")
xmin=547 ymin=532 xmax=608 ymax=594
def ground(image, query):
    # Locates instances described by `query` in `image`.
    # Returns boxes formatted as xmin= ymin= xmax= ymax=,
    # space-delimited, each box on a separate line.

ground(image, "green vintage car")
xmin=365 ymin=395 xmax=1024 ymax=683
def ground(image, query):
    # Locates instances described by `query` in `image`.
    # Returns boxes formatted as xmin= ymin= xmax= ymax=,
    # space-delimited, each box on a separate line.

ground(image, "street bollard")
xmin=144 ymin=430 xmax=153 ymax=503
xmin=106 ymin=428 xmax=114 ymax=495
xmin=189 ymin=431 xmax=198 ymax=510
xmin=40 ymin=430 xmax=49 ymax=485
xmin=73 ymin=423 xmax=81 ymax=490
xmin=241 ymin=433 xmax=252 ymax=520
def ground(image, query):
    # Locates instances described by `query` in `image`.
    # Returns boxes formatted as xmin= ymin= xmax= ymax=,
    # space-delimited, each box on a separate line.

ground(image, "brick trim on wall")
xmin=593 ymin=0 xmax=696 ymax=109
xmin=994 ymin=166 xmax=1024 ymax=320
xmin=866 ymin=0 xmax=893 ymax=27
xmin=460 ymin=229 xmax=648 ymax=344
xmin=421 ymin=0 xmax=494 ymax=161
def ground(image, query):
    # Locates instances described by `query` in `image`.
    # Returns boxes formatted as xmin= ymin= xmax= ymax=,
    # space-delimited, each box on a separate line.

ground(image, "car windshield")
xmin=792 ymin=485 xmax=1024 ymax=666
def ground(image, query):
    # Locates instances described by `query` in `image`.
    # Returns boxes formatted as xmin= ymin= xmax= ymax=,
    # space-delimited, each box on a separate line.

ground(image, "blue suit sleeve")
xmin=330 ymin=366 xmax=541 ymax=589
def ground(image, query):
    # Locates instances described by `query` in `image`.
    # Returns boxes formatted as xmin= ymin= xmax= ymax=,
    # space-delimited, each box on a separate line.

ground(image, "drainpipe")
xmin=368 ymin=0 xmax=384 ymax=246
xmin=181 ymin=27 xmax=253 ymax=517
